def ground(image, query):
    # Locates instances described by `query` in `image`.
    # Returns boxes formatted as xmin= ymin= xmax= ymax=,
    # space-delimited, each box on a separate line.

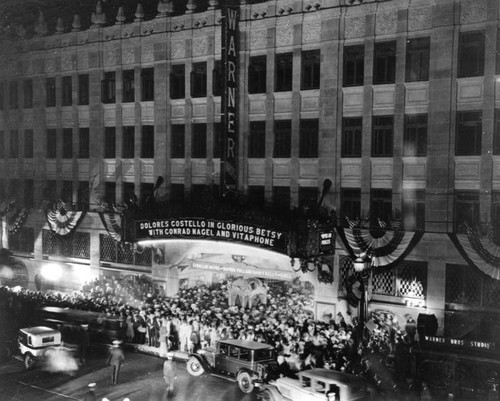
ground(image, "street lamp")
xmin=352 ymin=255 xmax=371 ymax=343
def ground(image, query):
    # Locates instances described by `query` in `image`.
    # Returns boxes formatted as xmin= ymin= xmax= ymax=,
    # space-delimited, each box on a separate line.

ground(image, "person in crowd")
xmin=276 ymin=354 xmax=293 ymax=378
xmin=159 ymin=318 xmax=169 ymax=357
xmin=106 ymin=340 xmax=125 ymax=386
xmin=163 ymin=352 xmax=177 ymax=396
xmin=79 ymin=324 xmax=90 ymax=366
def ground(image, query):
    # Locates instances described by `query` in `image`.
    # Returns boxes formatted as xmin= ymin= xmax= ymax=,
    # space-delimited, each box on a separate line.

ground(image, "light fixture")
xmin=353 ymin=256 xmax=371 ymax=272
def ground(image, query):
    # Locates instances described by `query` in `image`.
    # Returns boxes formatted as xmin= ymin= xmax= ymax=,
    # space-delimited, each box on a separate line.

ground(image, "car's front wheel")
xmin=24 ymin=353 xmax=35 ymax=370
xmin=237 ymin=371 xmax=255 ymax=393
xmin=186 ymin=357 xmax=205 ymax=377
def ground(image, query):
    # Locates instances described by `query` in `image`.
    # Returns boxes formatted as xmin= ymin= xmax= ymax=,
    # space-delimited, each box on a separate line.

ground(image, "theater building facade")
xmin=0 ymin=0 xmax=500 ymax=354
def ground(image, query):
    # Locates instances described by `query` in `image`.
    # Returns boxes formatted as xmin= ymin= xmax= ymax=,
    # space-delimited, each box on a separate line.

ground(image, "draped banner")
xmin=99 ymin=212 xmax=123 ymax=242
xmin=45 ymin=200 xmax=86 ymax=236
xmin=449 ymin=225 xmax=500 ymax=281
xmin=8 ymin=208 xmax=30 ymax=234
xmin=337 ymin=219 xmax=423 ymax=268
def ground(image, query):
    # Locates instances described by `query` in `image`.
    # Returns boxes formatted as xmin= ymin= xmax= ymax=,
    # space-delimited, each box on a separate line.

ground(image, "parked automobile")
xmin=258 ymin=368 xmax=371 ymax=401
xmin=18 ymin=326 xmax=61 ymax=370
xmin=186 ymin=339 xmax=279 ymax=393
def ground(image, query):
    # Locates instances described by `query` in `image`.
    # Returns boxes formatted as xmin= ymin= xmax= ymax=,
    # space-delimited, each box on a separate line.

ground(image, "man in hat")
xmin=79 ymin=324 xmax=90 ymax=366
xmin=163 ymin=352 xmax=177 ymax=396
xmin=106 ymin=340 xmax=125 ymax=385
xmin=83 ymin=383 xmax=97 ymax=401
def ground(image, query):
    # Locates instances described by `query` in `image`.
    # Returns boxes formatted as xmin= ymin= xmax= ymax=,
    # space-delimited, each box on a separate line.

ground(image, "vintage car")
xmin=258 ymin=368 xmax=371 ymax=401
xmin=186 ymin=339 xmax=279 ymax=393
xmin=18 ymin=326 xmax=62 ymax=370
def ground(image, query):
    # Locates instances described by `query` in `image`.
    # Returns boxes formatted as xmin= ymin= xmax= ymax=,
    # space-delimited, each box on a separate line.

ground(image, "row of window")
xmin=2 ymin=108 xmax=496 ymax=160
xmin=0 ymin=120 xmax=320 ymax=160
xmin=0 ymin=30 xmax=495 ymax=109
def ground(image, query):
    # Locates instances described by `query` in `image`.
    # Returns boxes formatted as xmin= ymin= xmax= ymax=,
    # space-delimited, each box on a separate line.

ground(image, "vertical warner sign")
xmin=221 ymin=5 xmax=239 ymax=197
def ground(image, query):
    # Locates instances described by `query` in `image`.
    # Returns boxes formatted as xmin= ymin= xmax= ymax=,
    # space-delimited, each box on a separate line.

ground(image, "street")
xmin=0 ymin=350 xmax=259 ymax=401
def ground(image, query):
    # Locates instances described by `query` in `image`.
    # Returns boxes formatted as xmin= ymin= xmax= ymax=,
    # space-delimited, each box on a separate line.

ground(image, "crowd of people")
xmin=0 ymin=274 xmax=422 ymax=398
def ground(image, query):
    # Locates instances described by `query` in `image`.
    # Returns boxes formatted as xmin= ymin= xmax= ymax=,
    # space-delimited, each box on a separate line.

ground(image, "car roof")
xmin=20 ymin=326 xmax=60 ymax=336
xmin=219 ymin=339 xmax=274 ymax=350
xmin=298 ymin=369 xmax=368 ymax=387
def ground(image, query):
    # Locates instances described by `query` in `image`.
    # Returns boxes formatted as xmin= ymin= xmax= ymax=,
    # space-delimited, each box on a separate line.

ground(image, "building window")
xmin=372 ymin=116 xmax=393 ymax=157
xmin=371 ymin=261 xmax=427 ymax=299
xmin=299 ymin=119 xmax=319 ymax=158
xmin=341 ymin=188 xmax=361 ymax=223
xmin=275 ymin=53 xmax=293 ymax=92
xmin=191 ymin=62 xmax=207 ymax=98
xmin=102 ymin=71 xmax=116 ymax=103
xmin=403 ymin=189 xmax=425 ymax=231
xmin=458 ymin=31 xmax=485 ymax=78
xmin=104 ymin=182 xmax=116 ymax=205
xmin=248 ymin=121 xmax=266 ymax=158
xmin=213 ymin=122 xmax=221 ymax=158
xmin=24 ymin=129 xmax=33 ymax=158
xmin=122 ymin=126 xmax=135 ymax=158
xmin=170 ymin=64 xmax=185 ymax=99
xmin=140 ymin=183 xmax=154 ymax=205
xmin=77 ymin=181 xmax=89 ymax=211
xmin=171 ymin=125 xmax=185 ymax=158
xmin=371 ymin=189 xmax=392 ymax=224
xmin=141 ymin=125 xmax=154 ymax=158
xmin=248 ymin=55 xmax=266 ymax=94
xmin=24 ymin=179 xmax=34 ymax=207
xmin=123 ymin=69 xmax=135 ymax=102
xmin=141 ymin=68 xmax=154 ymax=101
xmin=46 ymin=129 xmax=56 ymax=158
xmin=9 ymin=130 xmax=18 ymax=158
xmin=373 ymin=41 xmax=396 ymax=85
xmin=9 ymin=81 xmax=18 ymax=110
xmin=62 ymin=180 xmax=73 ymax=204
xmin=62 ymin=76 xmax=72 ymax=106
xmin=170 ymin=183 xmax=184 ymax=201
xmin=45 ymin=179 xmax=57 ymax=200
xmin=298 ymin=187 xmax=318 ymax=210
xmin=0 ymin=131 xmax=4 ymax=158
xmin=404 ymin=114 xmax=427 ymax=157
xmin=456 ymin=111 xmax=482 ymax=156
xmin=445 ymin=264 xmax=482 ymax=307
xmin=343 ymin=45 xmax=364 ymax=87
xmin=104 ymin=127 xmax=116 ymax=159
xmin=273 ymin=186 xmax=290 ymax=210
xmin=0 ymin=82 xmax=4 ymax=110
xmin=79 ymin=128 xmax=89 ymax=158
xmin=301 ymin=50 xmax=320 ymax=90
xmin=248 ymin=186 xmax=265 ymax=206
xmin=492 ymin=192 xmax=500 ymax=244
xmin=274 ymin=120 xmax=291 ymax=158
xmin=494 ymin=110 xmax=500 ymax=155
xmin=212 ymin=60 xmax=222 ymax=97
xmin=46 ymin=78 xmax=56 ymax=107
xmin=455 ymin=191 xmax=479 ymax=233
xmin=78 ymin=74 xmax=89 ymax=105
xmin=405 ymin=37 xmax=430 ymax=82
xmin=23 ymin=79 xmax=33 ymax=108
xmin=123 ymin=182 xmax=135 ymax=205
xmin=342 ymin=117 xmax=362 ymax=158
xmin=192 ymin=124 xmax=207 ymax=158
xmin=62 ymin=128 xmax=73 ymax=159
